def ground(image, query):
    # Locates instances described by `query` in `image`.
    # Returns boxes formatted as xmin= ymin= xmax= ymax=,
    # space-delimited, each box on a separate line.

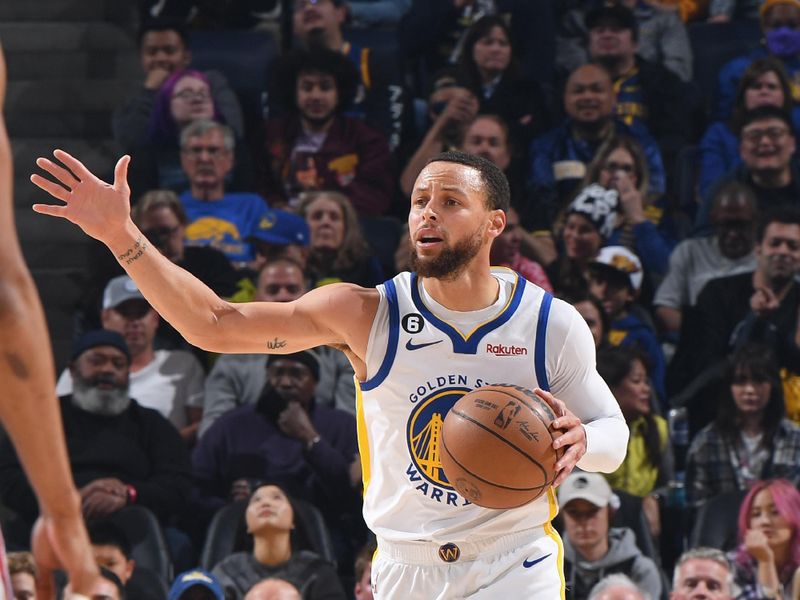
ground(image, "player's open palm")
xmin=30 ymin=150 xmax=132 ymax=244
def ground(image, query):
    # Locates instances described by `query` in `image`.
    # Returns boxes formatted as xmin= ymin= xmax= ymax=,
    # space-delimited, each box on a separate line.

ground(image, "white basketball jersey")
xmin=356 ymin=268 xmax=559 ymax=543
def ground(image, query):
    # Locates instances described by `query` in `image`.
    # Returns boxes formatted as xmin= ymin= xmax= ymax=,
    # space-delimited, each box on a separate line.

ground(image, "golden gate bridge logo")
xmin=406 ymin=387 xmax=469 ymax=488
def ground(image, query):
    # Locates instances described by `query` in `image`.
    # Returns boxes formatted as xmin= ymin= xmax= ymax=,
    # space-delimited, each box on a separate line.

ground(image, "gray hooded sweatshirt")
xmin=563 ymin=526 xmax=663 ymax=600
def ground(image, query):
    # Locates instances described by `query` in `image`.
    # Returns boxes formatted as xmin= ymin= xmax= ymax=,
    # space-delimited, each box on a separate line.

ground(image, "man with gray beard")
xmin=0 ymin=330 xmax=192 ymax=540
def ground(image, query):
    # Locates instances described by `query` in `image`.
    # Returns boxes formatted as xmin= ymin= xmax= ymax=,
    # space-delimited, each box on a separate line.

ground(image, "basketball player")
xmin=31 ymin=146 xmax=628 ymax=598
xmin=0 ymin=46 xmax=99 ymax=598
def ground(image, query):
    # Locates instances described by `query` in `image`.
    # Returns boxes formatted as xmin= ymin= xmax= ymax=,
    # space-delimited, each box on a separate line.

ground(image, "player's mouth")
xmin=415 ymin=228 xmax=444 ymax=248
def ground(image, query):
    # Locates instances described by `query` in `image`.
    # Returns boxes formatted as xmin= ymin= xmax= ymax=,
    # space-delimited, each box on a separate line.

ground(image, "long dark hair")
xmin=457 ymin=15 xmax=519 ymax=90
xmin=597 ymin=346 xmax=662 ymax=469
xmin=731 ymin=57 xmax=794 ymax=132
xmin=716 ymin=343 xmax=785 ymax=449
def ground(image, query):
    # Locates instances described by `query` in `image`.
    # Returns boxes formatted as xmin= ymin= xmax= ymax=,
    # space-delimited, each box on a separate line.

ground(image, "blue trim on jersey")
xmin=360 ymin=279 xmax=400 ymax=391
xmin=409 ymin=272 xmax=527 ymax=354
xmin=535 ymin=292 xmax=553 ymax=392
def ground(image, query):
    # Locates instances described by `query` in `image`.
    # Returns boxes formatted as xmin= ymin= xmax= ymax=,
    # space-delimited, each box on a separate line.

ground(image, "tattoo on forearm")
xmin=266 ymin=337 xmax=287 ymax=350
xmin=117 ymin=236 xmax=148 ymax=265
xmin=4 ymin=351 xmax=30 ymax=380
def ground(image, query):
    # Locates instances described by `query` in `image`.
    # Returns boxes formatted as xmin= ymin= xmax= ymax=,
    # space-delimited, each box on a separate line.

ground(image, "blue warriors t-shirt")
xmin=180 ymin=192 xmax=268 ymax=264
xmin=614 ymin=67 xmax=646 ymax=127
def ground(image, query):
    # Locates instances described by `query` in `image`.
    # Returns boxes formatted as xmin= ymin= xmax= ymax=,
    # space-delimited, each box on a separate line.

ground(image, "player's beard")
xmin=72 ymin=372 xmax=131 ymax=417
xmin=411 ymin=225 xmax=484 ymax=281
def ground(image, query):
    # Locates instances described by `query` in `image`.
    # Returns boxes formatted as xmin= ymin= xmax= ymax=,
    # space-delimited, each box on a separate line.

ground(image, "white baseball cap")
xmin=558 ymin=472 xmax=618 ymax=508
xmin=591 ymin=245 xmax=643 ymax=292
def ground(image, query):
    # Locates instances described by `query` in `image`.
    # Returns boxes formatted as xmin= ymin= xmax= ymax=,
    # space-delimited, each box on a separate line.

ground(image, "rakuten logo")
xmin=486 ymin=343 xmax=528 ymax=357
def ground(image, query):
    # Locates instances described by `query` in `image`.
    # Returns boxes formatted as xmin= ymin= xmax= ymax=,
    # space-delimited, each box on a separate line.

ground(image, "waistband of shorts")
xmin=376 ymin=527 xmax=541 ymax=565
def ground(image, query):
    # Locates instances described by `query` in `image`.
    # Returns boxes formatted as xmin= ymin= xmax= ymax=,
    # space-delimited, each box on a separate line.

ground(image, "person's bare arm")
xmin=0 ymin=44 xmax=98 ymax=598
xmin=655 ymin=305 xmax=681 ymax=334
xmin=31 ymin=150 xmax=377 ymax=362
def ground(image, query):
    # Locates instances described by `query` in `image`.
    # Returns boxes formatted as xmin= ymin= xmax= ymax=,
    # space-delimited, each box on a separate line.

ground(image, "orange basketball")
xmin=440 ymin=384 xmax=564 ymax=509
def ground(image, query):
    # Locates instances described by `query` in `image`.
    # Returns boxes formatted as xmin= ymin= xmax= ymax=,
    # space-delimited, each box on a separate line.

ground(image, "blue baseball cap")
xmin=250 ymin=209 xmax=310 ymax=247
xmin=168 ymin=569 xmax=224 ymax=600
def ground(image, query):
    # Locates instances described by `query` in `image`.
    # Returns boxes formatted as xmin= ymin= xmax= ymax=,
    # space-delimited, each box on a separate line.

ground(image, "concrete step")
xmin=6 ymin=79 xmax=138 ymax=113
xmin=6 ymin=49 xmax=140 ymax=81
xmin=0 ymin=0 xmax=112 ymax=22
xmin=0 ymin=22 xmax=136 ymax=54
xmin=6 ymin=111 xmax=115 ymax=139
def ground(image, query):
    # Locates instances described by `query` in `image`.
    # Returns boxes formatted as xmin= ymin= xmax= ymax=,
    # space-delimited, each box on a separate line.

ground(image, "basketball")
xmin=440 ymin=384 xmax=564 ymax=509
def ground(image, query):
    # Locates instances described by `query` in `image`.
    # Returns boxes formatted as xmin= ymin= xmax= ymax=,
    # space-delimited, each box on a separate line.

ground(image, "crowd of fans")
xmin=8 ymin=0 xmax=800 ymax=598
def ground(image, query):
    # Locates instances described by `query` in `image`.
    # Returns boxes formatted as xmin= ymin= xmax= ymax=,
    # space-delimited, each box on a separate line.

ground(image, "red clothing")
xmin=261 ymin=115 xmax=394 ymax=216
xmin=511 ymin=255 xmax=553 ymax=292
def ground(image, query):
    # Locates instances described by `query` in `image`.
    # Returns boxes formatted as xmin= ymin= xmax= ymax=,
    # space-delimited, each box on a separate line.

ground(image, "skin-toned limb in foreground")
xmin=31 ymin=151 xmax=596 ymax=491
xmin=0 ymin=45 xmax=99 ymax=598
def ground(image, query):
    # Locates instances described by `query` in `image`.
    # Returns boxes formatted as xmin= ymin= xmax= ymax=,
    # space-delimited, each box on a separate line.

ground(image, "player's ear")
xmin=487 ymin=209 xmax=506 ymax=238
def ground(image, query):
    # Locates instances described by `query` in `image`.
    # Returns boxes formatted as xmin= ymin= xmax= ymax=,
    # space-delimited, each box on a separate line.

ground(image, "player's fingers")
xmin=113 ymin=155 xmax=131 ymax=194
xmin=534 ymin=388 xmax=566 ymax=417
xmin=551 ymin=414 xmax=579 ymax=431
xmin=32 ymin=203 xmax=69 ymax=218
xmin=552 ymin=427 xmax=582 ymax=449
xmin=53 ymin=149 xmax=95 ymax=182
xmin=35 ymin=156 xmax=79 ymax=186
xmin=30 ymin=174 xmax=71 ymax=202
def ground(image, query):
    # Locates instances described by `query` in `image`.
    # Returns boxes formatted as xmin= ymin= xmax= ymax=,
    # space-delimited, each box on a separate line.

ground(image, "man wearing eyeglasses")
xmin=179 ymin=119 xmax=270 ymax=269
xmin=697 ymin=106 xmax=800 ymax=233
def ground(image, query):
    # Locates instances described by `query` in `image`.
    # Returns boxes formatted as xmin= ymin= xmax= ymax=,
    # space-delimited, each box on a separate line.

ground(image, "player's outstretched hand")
xmin=31 ymin=511 xmax=100 ymax=599
xmin=534 ymin=388 xmax=587 ymax=487
xmin=30 ymin=151 xmax=133 ymax=245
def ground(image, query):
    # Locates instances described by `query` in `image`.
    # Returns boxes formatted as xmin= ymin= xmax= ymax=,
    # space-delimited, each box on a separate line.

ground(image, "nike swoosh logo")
xmin=523 ymin=554 xmax=552 ymax=568
xmin=405 ymin=339 xmax=443 ymax=351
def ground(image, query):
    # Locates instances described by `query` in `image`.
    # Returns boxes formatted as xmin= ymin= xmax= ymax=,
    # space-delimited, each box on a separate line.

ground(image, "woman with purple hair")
xmin=729 ymin=479 xmax=800 ymax=599
xmin=149 ymin=69 xmax=222 ymax=146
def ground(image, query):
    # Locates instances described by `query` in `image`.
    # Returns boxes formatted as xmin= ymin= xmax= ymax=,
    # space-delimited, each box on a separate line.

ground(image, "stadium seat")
xmin=200 ymin=498 xmax=337 ymax=570
xmin=689 ymin=489 xmax=748 ymax=551
xmin=103 ymin=505 xmax=174 ymax=584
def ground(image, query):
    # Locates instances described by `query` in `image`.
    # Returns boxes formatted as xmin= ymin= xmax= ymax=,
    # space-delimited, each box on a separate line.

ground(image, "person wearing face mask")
xmin=0 ymin=330 xmax=192 ymax=544
xmin=713 ymin=0 xmax=800 ymax=122
xmin=685 ymin=345 xmax=800 ymax=509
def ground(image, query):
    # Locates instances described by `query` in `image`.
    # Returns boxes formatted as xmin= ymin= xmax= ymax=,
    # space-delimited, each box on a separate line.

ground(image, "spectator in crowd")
xmin=588 ymin=573 xmax=650 ymax=600
xmin=456 ymin=15 xmax=550 ymax=147
xmin=8 ymin=551 xmax=37 ymax=600
xmin=168 ymin=569 xmax=224 ymax=600
xmin=193 ymin=351 xmax=361 ymax=558
xmin=596 ymin=346 xmax=671 ymax=537
xmin=697 ymin=106 xmax=800 ymax=233
xmin=353 ymin=540 xmax=376 ymax=600
xmin=290 ymin=0 xmax=408 ymax=150
xmin=296 ymin=191 xmax=384 ymax=288
xmin=212 ymin=484 xmax=346 ymax=600
xmin=245 ymin=578 xmax=301 ymax=600
xmin=670 ymin=547 xmax=734 ymax=600
xmin=588 ymin=247 xmax=667 ymax=403
xmin=128 ymin=68 xmax=255 ymax=195
xmin=199 ymin=258 xmax=356 ymax=437
xmin=261 ymin=48 xmax=394 ymax=216
xmin=686 ymin=345 xmax=800 ymax=507
xmin=88 ymin=522 xmax=135 ymax=590
xmin=345 ymin=0 xmax=410 ymax=28
xmin=399 ymin=68 xmax=479 ymax=197
xmin=546 ymin=184 xmax=619 ymax=293
xmin=179 ymin=119 xmax=268 ymax=268
xmin=714 ymin=0 xmax=800 ymax=120
xmin=699 ymin=57 xmax=798 ymax=200
xmin=585 ymin=4 xmax=692 ymax=168
xmin=65 ymin=567 xmax=126 ymax=600
xmin=134 ymin=189 xmax=239 ymax=298
xmin=581 ymin=135 xmax=676 ymax=282
xmin=56 ymin=275 xmax=206 ymax=441
xmin=489 ymin=206 xmax=553 ymax=292
xmin=560 ymin=290 xmax=611 ymax=351
xmin=654 ymin=182 xmax=758 ymax=336
xmin=729 ymin=479 xmax=800 ymax=599
xmin=0 ymin=330 xmax=192 ymax=535
xmin=112 ymin=18 xmax=243 ymax=153
xmin=528 ymin=63 xmax=665 ymax=229
xmin=676 ymin=207 xmax=800 ymax=393
xmin=246 ymin=209 xmax=311 ymax=280
xmin=558 ymin=471 xmax=663 ymax=600
xmin=557 ymin=0 xmax=693 ymax=82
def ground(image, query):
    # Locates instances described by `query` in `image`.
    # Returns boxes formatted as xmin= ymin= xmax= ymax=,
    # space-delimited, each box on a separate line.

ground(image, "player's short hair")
xmin=425 ymin=151 xmax=510 ymax=213
xmin=672 ymin=547 xmax=733 ymax=590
